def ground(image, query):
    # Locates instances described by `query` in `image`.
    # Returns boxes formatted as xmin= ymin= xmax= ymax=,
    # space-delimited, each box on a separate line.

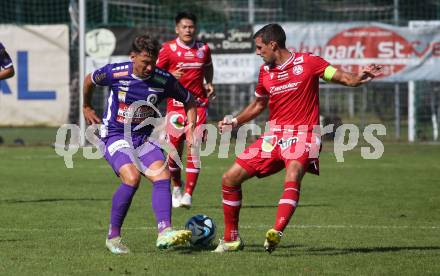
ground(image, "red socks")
xmin=274 ymin=181 xmax=300 ymax=232
xmin=222 ymin=182 xmax=242 ymax=242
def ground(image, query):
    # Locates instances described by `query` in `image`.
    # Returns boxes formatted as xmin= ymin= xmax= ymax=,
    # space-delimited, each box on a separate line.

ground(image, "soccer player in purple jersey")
xmin=0 ymin=42 xmax=14 ymax=80
xmin=82 ymin=35 xmax=197 ymax=254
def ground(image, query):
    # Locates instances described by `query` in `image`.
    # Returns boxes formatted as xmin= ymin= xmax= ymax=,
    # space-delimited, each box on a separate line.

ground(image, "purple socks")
xmin=152 ymin=179 xmax=172 ymax=233
xmin=108 ymin=183 xmax=137 ymax=239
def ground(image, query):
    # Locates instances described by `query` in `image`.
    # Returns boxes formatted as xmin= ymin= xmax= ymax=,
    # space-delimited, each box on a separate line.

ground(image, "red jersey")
xmin=255 ymin=52 xmax=330 ymax=131
xmin=157 ymin=38 xmax=212 ymax=109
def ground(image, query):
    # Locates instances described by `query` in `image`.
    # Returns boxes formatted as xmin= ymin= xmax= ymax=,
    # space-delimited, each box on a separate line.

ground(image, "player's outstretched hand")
xmin=83 ymin=106 xmax=101 ymax=125
xmin=218 ymin=115 xmax=237 ymax=134
xmin=359 ymin=64 xmax=383 ymax=83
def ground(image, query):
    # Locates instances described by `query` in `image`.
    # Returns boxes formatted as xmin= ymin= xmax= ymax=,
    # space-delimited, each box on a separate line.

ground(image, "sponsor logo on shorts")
xmin=107 ymin=139 xmax=130 ymax=156
xmin=261 ymin=135 xmax=277 ymax=152
xmin=278 ymin=137 xmax=299 ymax=150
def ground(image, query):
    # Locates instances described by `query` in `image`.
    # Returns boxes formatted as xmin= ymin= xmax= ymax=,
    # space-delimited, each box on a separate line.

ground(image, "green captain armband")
xmin=323 ymin=66 xmax=337 ymax=82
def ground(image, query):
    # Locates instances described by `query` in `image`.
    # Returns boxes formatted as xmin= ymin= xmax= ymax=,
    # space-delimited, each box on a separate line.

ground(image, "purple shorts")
xmin=102 ymin=135 xmax=165 ymax=176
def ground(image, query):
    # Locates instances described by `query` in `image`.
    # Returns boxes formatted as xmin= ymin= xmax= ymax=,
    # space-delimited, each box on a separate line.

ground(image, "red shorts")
xmin=166 ymin=106 xmax=208 ymax=145
xmin=236 ymin=131 xmax=321 ymax=178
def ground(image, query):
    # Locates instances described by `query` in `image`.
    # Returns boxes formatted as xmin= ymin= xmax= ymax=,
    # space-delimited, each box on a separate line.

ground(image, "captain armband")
xmin=322 ymin=66 xmax=337 ymax=82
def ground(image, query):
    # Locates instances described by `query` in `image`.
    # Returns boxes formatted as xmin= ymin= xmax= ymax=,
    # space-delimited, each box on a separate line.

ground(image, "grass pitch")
xmin=0 ymin=143 xmax=439 ymax=275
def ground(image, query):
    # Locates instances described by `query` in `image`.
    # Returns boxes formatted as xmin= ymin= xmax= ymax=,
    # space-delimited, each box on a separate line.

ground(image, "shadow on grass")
xmin=269 ymin=245 xmax=440 ymax=257
xmin=189 ymin=203 xmax=329 ymax=210
xmin=0 ymin=198 xmax=108 ymax=204
xmin=0 ymin=239 xmax=24 ymax=243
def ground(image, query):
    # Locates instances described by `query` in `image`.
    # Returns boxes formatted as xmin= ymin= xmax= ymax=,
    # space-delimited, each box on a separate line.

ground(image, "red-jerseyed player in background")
xmin=157 ymin=12 xmax=214 ymax=209
xmin=214 ymin=24 xmax=382 ymax=253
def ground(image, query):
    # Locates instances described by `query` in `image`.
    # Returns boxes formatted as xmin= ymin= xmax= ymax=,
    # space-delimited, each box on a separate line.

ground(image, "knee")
xmin=121 ymin=170 xmax=141 ymax=186
xmin=222 ymin=171 xmax=238 ymax=187
xmin=285 ymin=162 xmax=305 ymax=182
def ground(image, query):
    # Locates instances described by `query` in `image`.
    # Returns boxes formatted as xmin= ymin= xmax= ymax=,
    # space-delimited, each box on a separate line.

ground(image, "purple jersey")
xmin=0 ymin=43 xmax=13 ymax=69
xmin=92 ymin=61 xmax=192 ymax=138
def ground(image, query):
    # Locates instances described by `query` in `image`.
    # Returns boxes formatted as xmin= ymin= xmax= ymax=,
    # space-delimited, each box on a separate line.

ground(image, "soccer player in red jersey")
xmin=214 ymin=24 xmax=382 ymax=253
xmin=157 ymin=12 xmax=214 ymax=209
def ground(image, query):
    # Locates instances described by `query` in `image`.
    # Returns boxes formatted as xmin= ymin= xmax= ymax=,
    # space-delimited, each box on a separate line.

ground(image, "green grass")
xmin=0 ymin=143 xmax=439 ymax=275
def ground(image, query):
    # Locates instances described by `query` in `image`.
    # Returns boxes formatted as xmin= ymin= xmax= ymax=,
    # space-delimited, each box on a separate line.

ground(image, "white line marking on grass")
xmin=1 ymin=224 xmax=439 ymax=232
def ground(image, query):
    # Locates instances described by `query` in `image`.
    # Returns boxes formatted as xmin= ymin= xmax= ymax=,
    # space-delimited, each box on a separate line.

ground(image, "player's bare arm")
xmin=329 ymin=64 xmax=383 ymax=87
xmin=82 ymin=73 xmax=101 ymax=124
xmin=0 ymin=66 xmax=14 ymax=80
xmin=218 ymin=96 xmax=268 ymax=132
xmin=183 ymin=95 xmax=197 ymax=147
xmin=204 ymin=63 xmax=215 ymax=100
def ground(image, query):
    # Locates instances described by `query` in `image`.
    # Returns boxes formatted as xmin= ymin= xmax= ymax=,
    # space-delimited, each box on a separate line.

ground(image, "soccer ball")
xmin=185 ymin=214 xmax=216 ymax=246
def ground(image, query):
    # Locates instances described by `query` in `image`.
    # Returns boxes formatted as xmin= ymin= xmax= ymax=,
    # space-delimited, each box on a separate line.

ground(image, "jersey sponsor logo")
xmin=261 ymin=135 xmax=277 ymax=152
xmin=278 ymin=137 xmax=299 ymax=150
xmin=113 ymin=71 xmax=128 ymax=78
xmin=292 ymin=65 xmax=304 ymax=75
xmin=293 ymin=56 xmax=304 ymax=65
xmin=112 ymin=64 xmax=129 ymax=71
xmin=170 ymin=43 xmax=177 ymax=51
xmin=118 ymin=91 xmax=126 ymax=102
xmin=107 ymin=139 xmax=130 ymax=156
xmin=116 ymin=102 xmax=155 ymax=123
xmin=119 ymin=80 xmax=130 ymax=85
xmin=269 ymin=82 xmax=302 ymax=95
xmin=179 ymin=62 xmax=204 ymax=69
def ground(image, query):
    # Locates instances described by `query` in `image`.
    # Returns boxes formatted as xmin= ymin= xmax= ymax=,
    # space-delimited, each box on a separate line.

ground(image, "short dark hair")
xmin=175 ymin=11 xmax=197 ymax=25
xmin=131 ymin=34 xmax=160 ymax=57
xmin=253 ymin=23 xmax=286 ymax=48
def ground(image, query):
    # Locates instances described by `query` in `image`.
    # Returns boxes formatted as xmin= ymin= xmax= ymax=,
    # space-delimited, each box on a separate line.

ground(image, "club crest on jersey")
xmin=147 ymin=94 xmax=158 ymax=105
xmin=170 ymin=43 xmax=177 ymax=51
xmin=196 ymin=50 xmax=204 ymax=58
xmin=170 ymin=114 xmax=185 ymax=129
xmin=292 ymin=65 xmax=303 ymax=75
xmin=261 ymin=135 xmax=277 ymax=152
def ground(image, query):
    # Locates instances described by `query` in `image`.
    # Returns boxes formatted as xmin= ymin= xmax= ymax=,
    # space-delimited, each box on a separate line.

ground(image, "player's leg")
xmin=140 ymin=142 xmax=191 ymax=249
xmin=180 ymin=107 xmax=207 ymax=208
xmin=105 ymin=154 xmax=142 ymax=254
xmin=265 ymin=160 xmax=306 ymax=253
xmin=166 ymin=110 xmax=186 ymax=207
xmin=213 ymin=162 xmax=250 ymax=252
